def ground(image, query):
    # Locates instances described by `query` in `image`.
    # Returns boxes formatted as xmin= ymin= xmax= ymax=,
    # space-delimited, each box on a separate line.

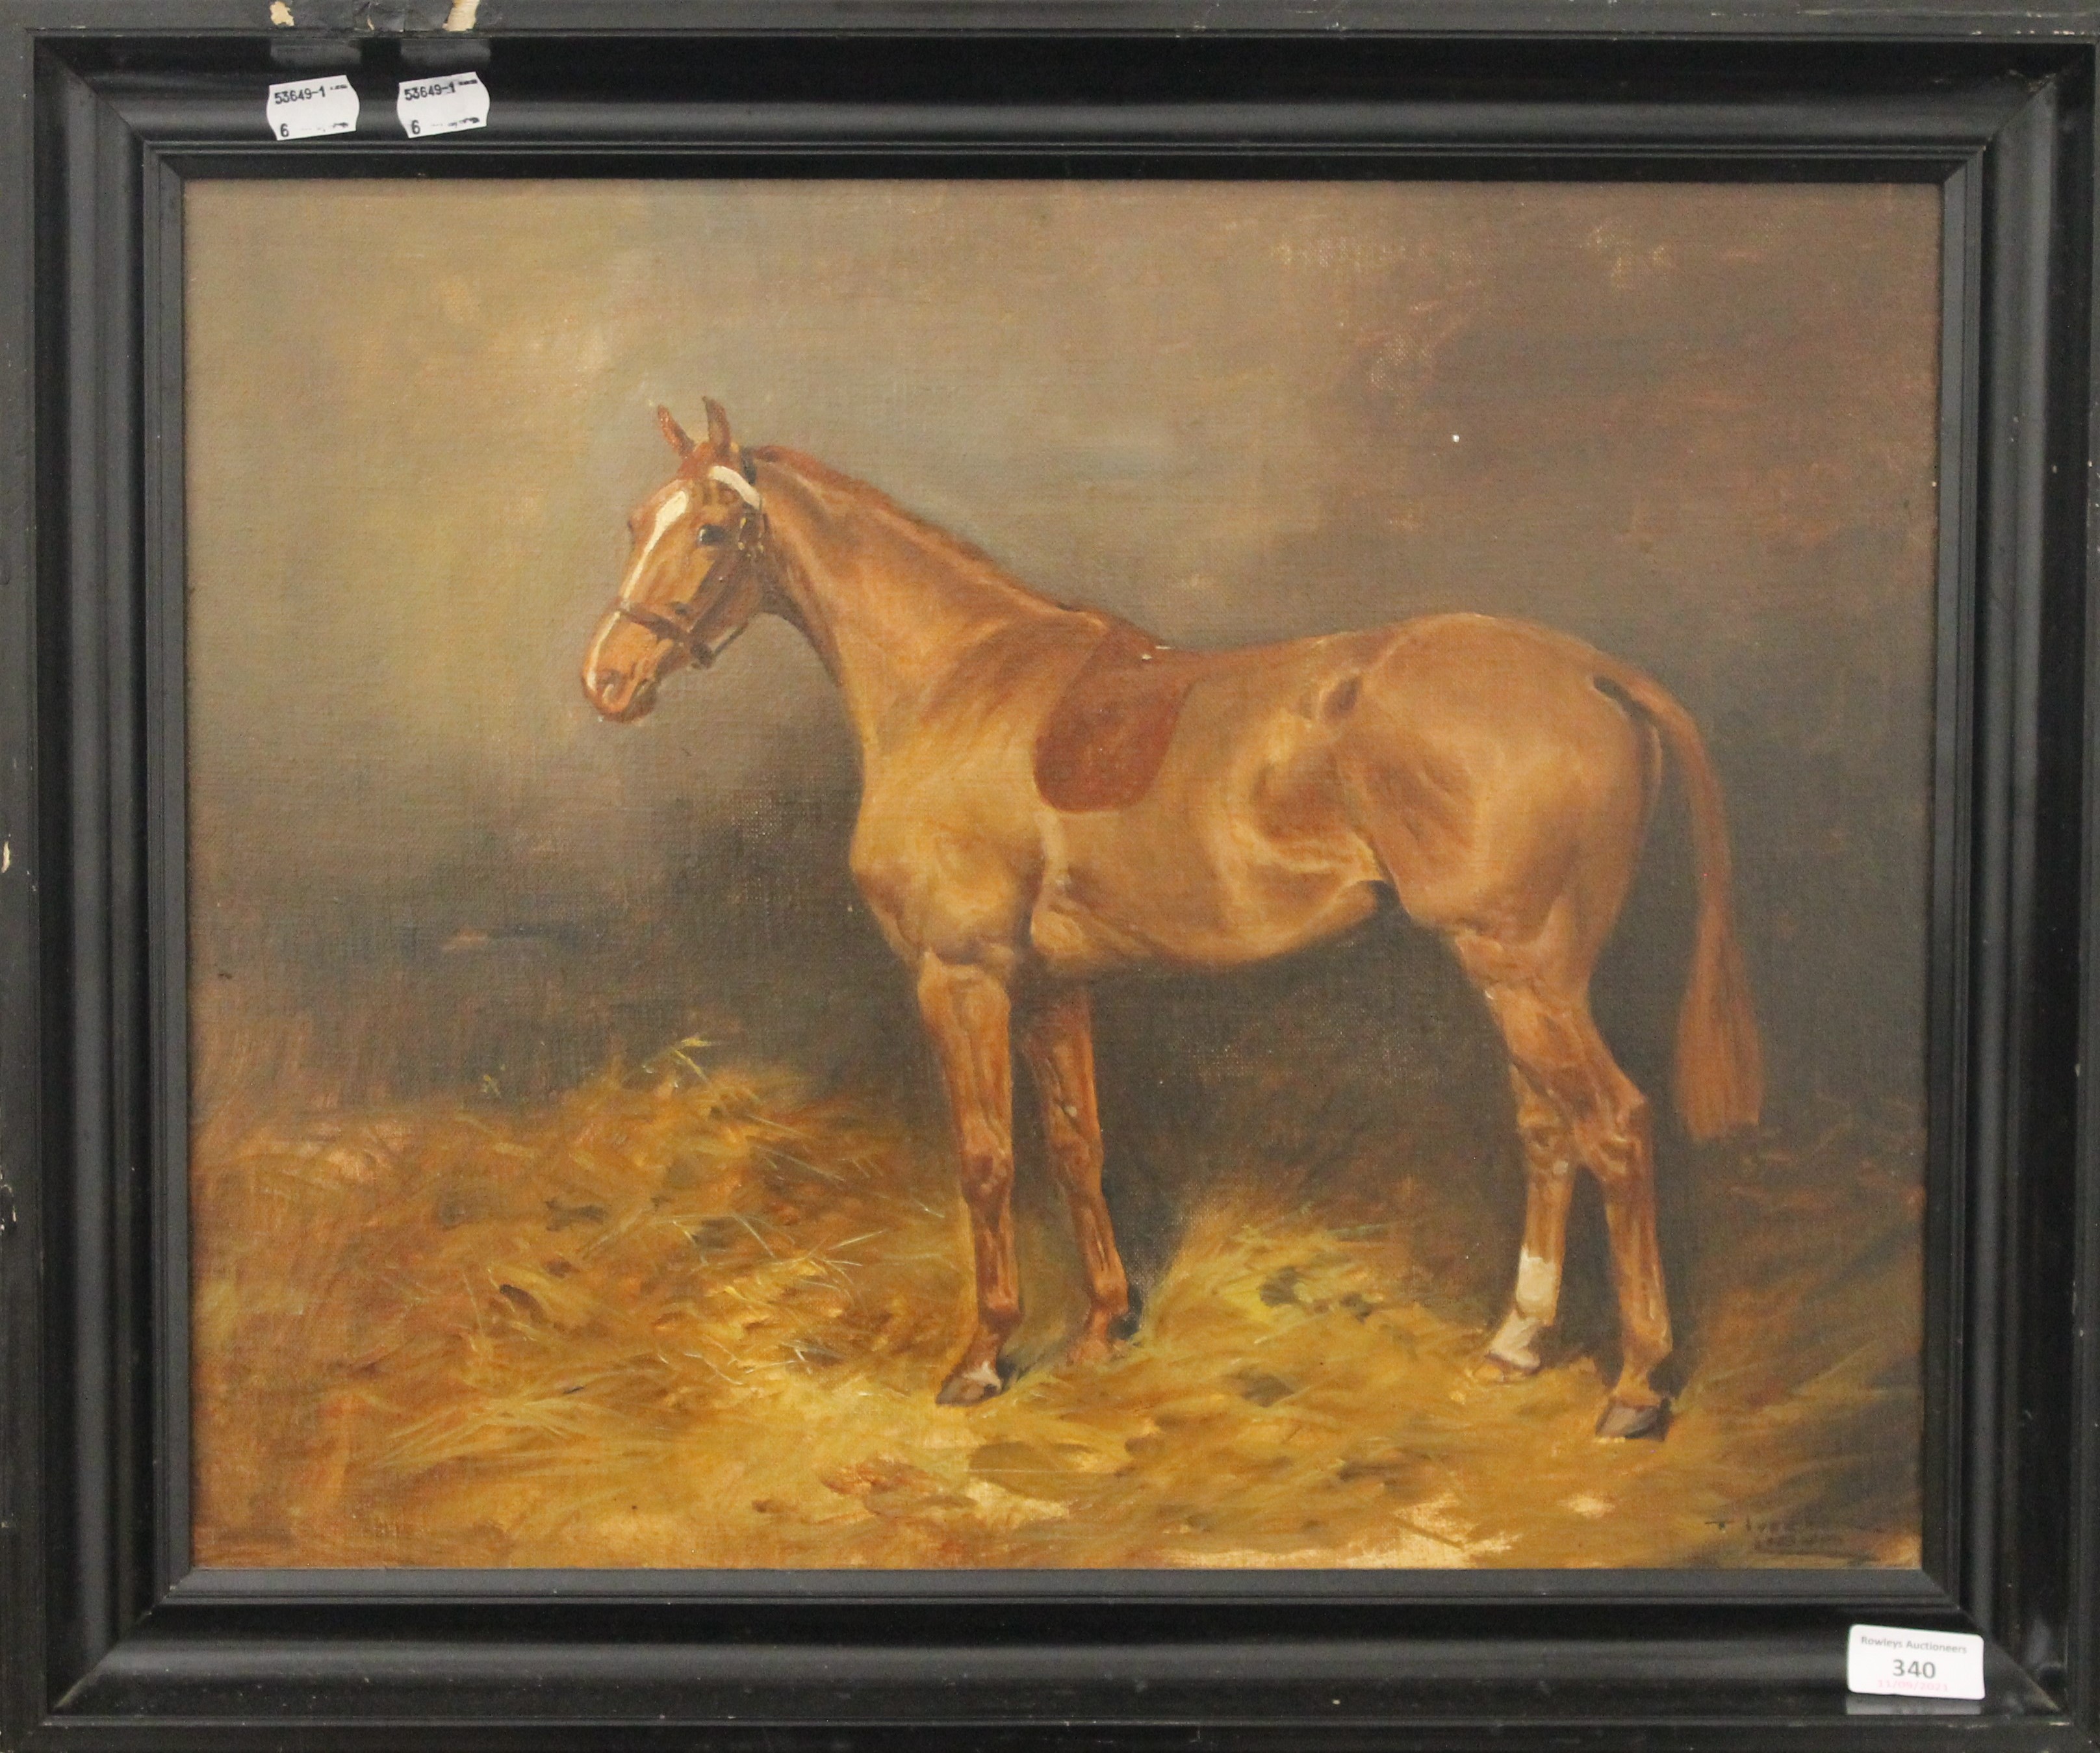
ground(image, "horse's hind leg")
xmin=1017 ymin=984 xmax=1133 ymax=1366
xmin=1473 ymin=1065 xmax=1578 ymax=1380
xmin=1451 ymin=926 xmax=1672 ymax=1439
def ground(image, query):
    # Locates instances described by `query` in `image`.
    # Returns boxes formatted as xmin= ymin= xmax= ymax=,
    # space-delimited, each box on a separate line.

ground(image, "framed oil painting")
xmin=186 ymin=174 xmax=1925 ymax=1572
xmin=3 ymin=9 xmax=2097 ymax=1752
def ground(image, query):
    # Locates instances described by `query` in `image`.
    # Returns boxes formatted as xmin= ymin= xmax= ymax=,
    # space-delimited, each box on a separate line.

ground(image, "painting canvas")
xmin=185 ymin=179 xmax=1936 ymax=1570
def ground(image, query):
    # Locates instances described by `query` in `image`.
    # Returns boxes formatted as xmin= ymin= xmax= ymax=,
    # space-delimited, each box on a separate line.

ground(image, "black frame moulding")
xmin=2 ymin=6 xmax=2099 ymax=1750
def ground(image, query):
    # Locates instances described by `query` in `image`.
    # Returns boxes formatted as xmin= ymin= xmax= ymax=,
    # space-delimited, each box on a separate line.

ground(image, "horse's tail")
xmin=1598 ymin=656 xmax=1764 ymax=1140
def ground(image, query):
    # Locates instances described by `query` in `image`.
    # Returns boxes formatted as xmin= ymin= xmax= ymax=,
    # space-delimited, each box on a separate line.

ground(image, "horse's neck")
xmin=754 ymin=450 xmax=1070 ymax=754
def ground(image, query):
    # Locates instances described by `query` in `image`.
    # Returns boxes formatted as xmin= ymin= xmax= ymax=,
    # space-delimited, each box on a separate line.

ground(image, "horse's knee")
xmin=956 ymin=1139 xmax=1013 ymax=1206
xmin=1510 ymin=1075 xmax=1575 ymax=1170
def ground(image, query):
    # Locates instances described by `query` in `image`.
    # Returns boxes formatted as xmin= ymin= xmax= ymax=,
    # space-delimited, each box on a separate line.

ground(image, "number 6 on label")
xmin=396 ymin=72 xmax=489 ymax=138
xmin=264 ymin=76 xmax=358 ymax=142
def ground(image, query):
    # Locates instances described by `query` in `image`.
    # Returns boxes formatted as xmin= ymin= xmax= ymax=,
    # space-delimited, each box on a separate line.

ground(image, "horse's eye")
xmin=697 ymin=524 xmax=727 ymax=546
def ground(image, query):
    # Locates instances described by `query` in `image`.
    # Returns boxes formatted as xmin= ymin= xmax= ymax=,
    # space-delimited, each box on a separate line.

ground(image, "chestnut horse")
xmin=582 ymin=402 xmax=1763 ymax=1439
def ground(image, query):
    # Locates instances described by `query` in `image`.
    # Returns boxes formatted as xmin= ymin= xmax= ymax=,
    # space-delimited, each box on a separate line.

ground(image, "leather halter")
xmin=607 ymin=472 xmax=769 ymax=669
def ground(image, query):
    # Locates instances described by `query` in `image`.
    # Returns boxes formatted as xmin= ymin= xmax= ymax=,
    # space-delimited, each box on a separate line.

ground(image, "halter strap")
xmin=610 ymin=600 xmax=702 ymax=646
xmin=606 ymin=488 xmax=771 ymax=669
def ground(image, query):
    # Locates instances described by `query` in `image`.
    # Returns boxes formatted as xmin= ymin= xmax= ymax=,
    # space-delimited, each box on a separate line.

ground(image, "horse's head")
xmin=582 ymin=400 xmax=769 ymax=723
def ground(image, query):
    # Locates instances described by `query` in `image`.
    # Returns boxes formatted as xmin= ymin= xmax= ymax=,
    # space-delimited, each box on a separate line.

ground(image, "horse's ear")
xmin=703 ymin=398 xmax=734 ymax=456
xmin=657 ymin=405 xmax=695 ymax=457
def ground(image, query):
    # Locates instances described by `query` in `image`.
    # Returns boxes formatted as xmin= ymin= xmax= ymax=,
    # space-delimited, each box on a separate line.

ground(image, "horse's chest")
xmin=847 ymin=773 xmax=1042 ymax=965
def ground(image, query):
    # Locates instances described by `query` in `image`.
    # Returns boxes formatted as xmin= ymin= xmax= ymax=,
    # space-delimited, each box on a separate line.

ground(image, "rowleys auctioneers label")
xmin=265 ymin=77 xmax=358 ymax=141
xmin=1847 ymin=1624 xmax=1986 ymax=1701
xmin=396 ymin=72 xmax=489 ymax=137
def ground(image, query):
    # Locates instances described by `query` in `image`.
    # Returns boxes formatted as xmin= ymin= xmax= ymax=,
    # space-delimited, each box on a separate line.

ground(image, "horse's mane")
xmin=753 ymin=444 xmax=1056 ymax=607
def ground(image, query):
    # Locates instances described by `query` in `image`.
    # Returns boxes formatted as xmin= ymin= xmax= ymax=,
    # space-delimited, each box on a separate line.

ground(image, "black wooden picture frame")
xmin=2 ymin=4 xmax=2097 ymax=1748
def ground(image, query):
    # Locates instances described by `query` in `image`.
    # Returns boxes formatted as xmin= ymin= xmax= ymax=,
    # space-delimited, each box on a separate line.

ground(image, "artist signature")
xmin=1704 ymin=1515 xmax=1838 ymax=1554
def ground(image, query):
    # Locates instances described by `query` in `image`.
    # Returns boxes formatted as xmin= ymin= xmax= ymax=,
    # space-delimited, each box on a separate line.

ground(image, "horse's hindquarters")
xmin=1335 ymin=615 xmax=1659 ymax=957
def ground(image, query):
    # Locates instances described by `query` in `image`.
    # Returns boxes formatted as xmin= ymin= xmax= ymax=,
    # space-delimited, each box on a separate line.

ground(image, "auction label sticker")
xmin=397 ymin=72 xmax=489 ymax=137
xmin=1847 ymin=1625 xmax=1985 ymax=1701
xmin=266 ymin=76 xmax=358 ymax=141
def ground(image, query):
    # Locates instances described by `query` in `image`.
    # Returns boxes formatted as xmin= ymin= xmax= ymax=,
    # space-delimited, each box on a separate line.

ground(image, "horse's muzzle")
xmin=583 ymin=666 xmax=660 ymax=723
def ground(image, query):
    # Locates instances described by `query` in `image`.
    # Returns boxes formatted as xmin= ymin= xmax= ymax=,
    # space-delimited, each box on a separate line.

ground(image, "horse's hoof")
xmin=936 ymin=1359 xmax=1007 ymax=1407
xmin=1474 ymin=1351 xmax=1540 ymax=1385
xmin=1108 ymin=1287 xmax=1143 ymax=1342
xmin=1596 ymin=1398 xmax=1671 ymax=1440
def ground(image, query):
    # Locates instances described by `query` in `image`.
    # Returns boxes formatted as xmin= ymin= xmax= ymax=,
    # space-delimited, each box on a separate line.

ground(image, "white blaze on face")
xmin=585 ymin=485 xmax=690 ymax=697
xmin=625 ymin=486 xmax=691 ymax=598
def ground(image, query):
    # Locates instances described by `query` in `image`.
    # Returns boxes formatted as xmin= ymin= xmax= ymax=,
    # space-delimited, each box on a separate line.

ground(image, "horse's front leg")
xmin=1017 ymin=984 xmax=1132 ymax=1366
xmin=916 ymin=954 xmax=1021 ymax=1406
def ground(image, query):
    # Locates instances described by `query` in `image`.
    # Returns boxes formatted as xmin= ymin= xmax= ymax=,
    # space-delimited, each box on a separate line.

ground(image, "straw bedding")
xmin=193 ymin=1031 xmax=1922 ymax=1570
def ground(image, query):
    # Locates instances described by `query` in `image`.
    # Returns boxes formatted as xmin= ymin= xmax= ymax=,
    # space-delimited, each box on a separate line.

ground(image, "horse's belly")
xmin=1028 ymin=808 xmax=1383 ymax=977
